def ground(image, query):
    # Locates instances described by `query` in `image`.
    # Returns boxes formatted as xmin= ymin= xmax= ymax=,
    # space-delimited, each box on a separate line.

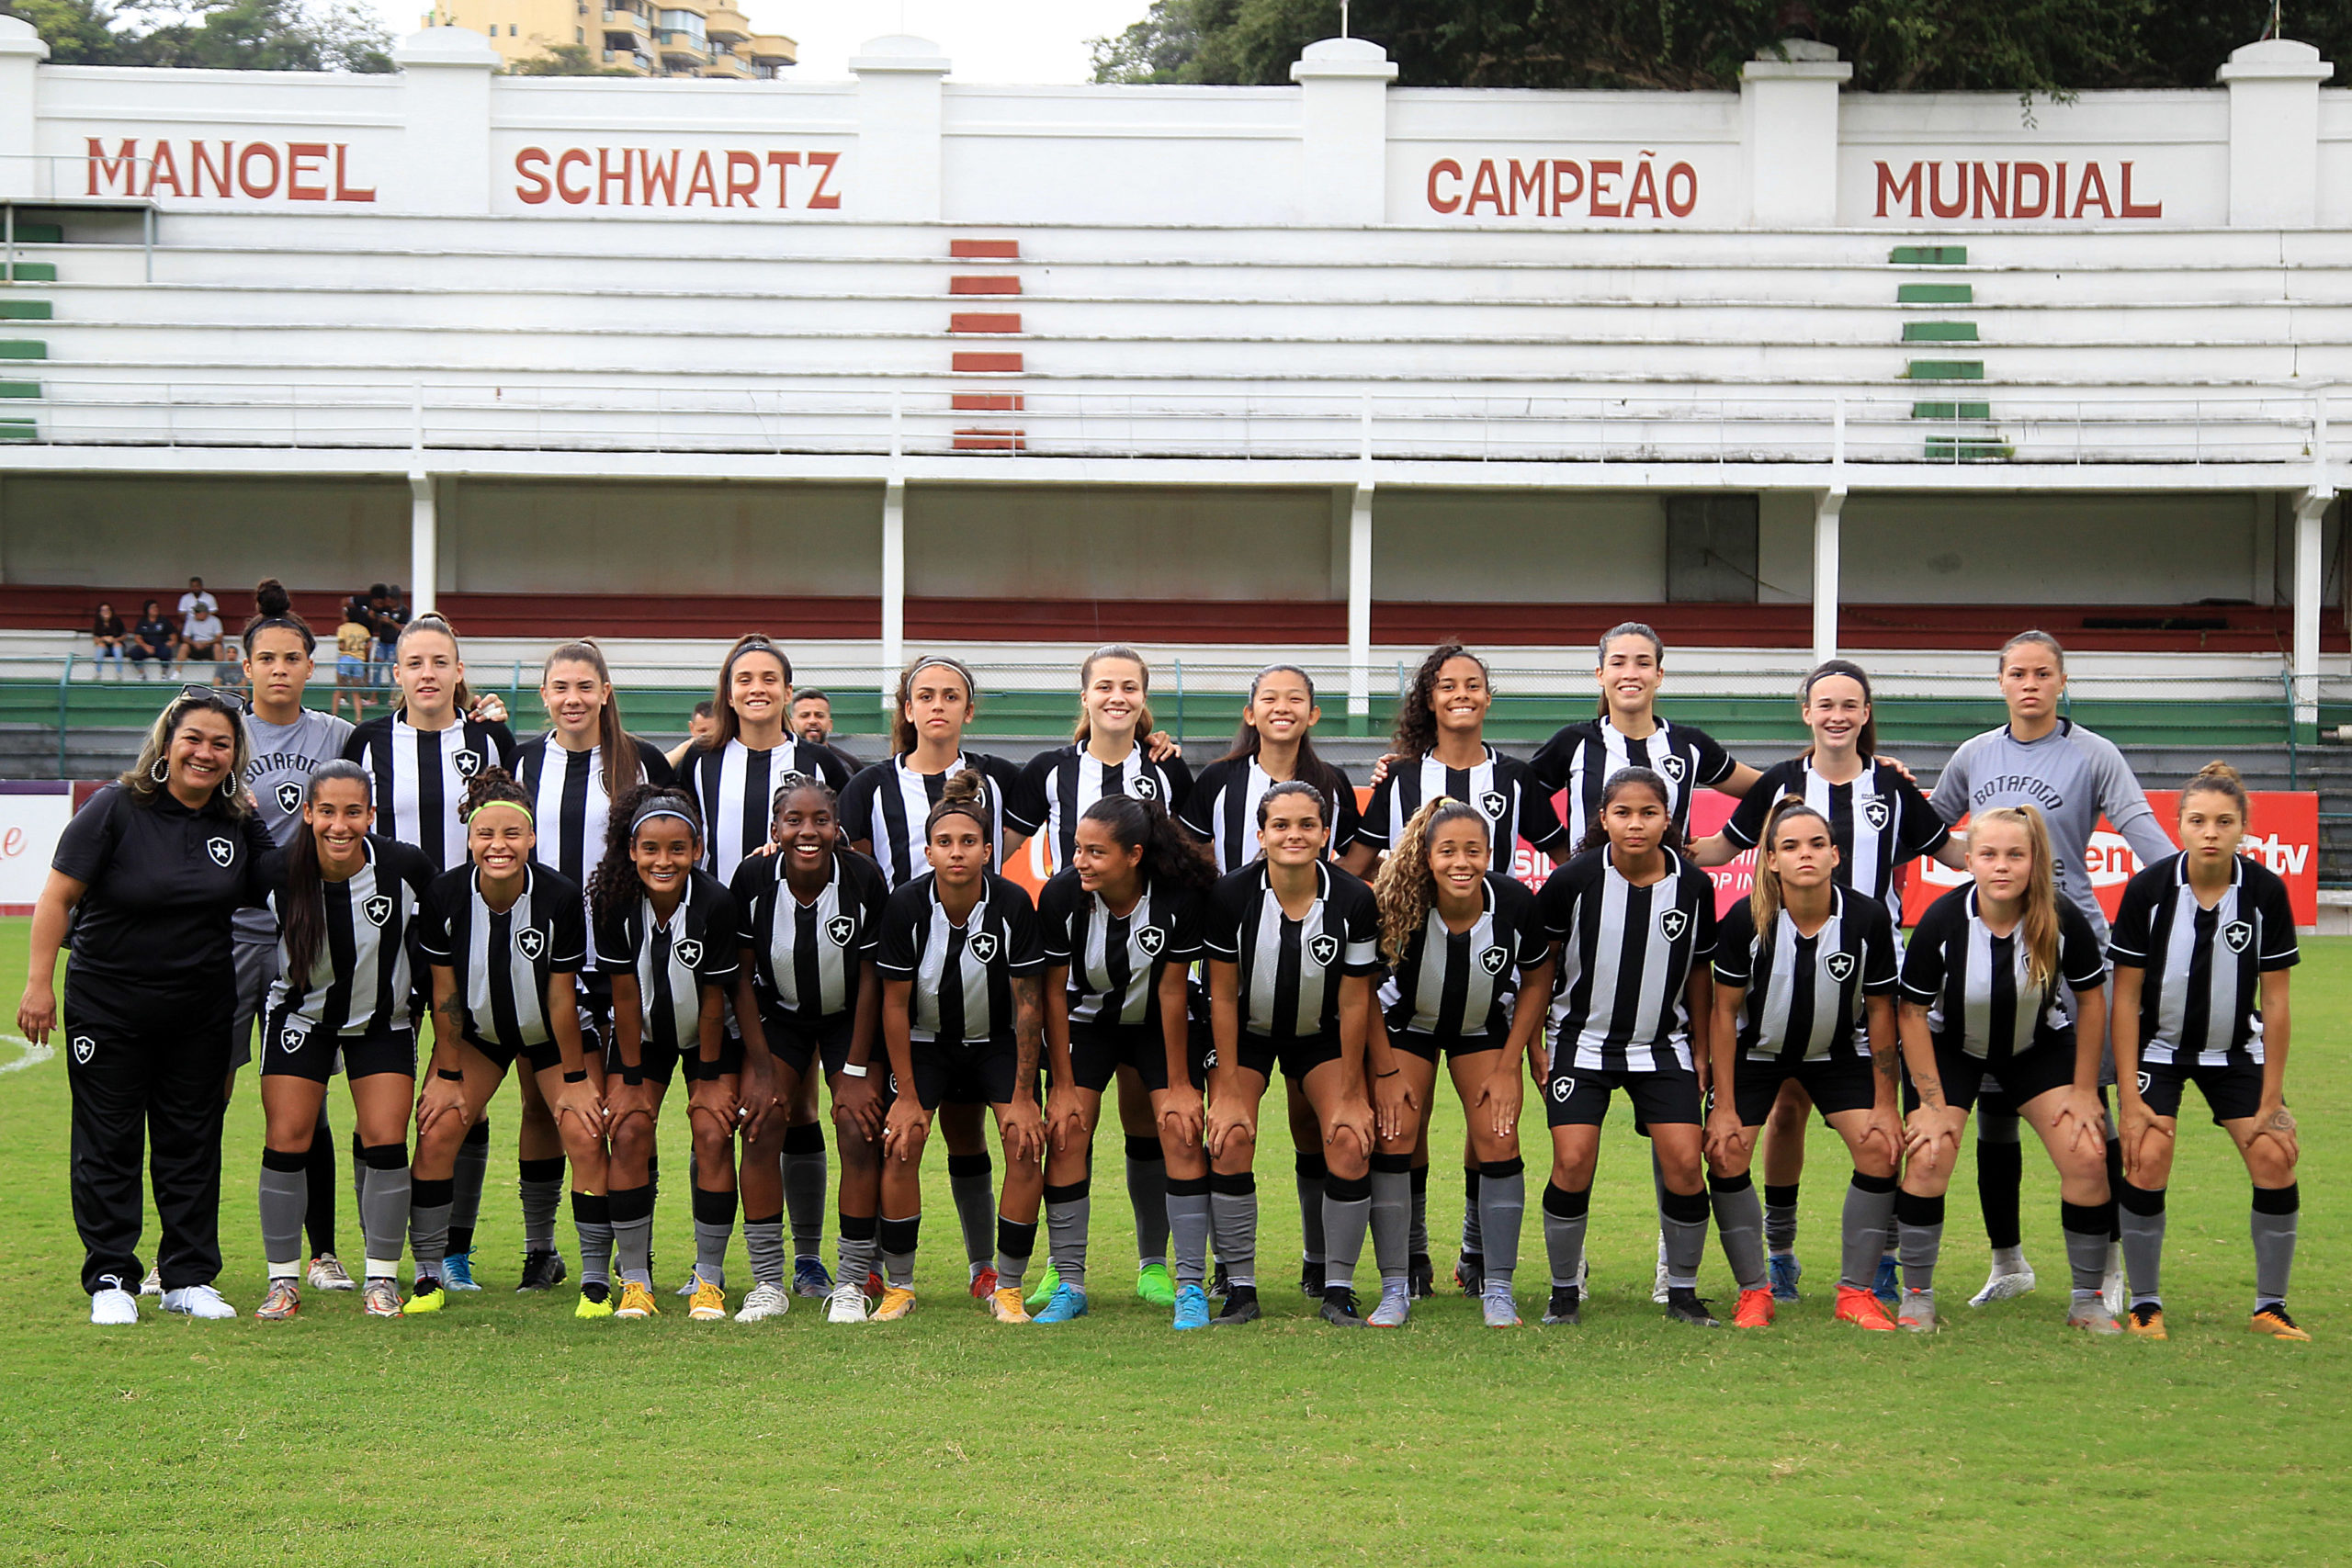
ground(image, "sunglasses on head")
xmin=178 ymin=683 xmax=247 ymax=715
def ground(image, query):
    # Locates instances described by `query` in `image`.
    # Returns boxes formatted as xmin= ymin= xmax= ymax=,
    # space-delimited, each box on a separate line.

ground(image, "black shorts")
xmin=469 ymin=1030 xmax=566 ymax=1077
xmin=907 ymin=1035 xmax=1025 ymax=1110
xmin=1904 ymin=1036 xmax=2078 ymax=1115
xmin=1387 ymin=1028 xmax=1504 ymax=1064
xmin=1070 ymin=1018 xmax=1204 ymax=1093
xmin=1545 ymin=1064 xmax=1702 ymax=1129
xmin=259 ymin=1015 xmax=414 ymax=1083
xmin=764 ymin=1011 xmax=855 ymax=1079
xmin=1235 ymin=1029 xmax=1343 ymax=1082
xmin=2136 ymin=1057 xmax=2266 ymax=1126
xmin=605 ymin=1031 xmax=743 ymax=1087
xmin=1731 ymin=1054 xmax=1880 ymax=1126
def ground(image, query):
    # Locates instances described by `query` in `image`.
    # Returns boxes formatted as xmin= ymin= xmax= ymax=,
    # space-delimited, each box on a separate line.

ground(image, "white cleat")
xmin=1969 ymin=1259 xmax=2038 ymax=1307
xmin=1366 ymin=1283 xmax=1412 ymax=1326
xmin=825 ymin=1279 xmax=870 ymax=1324
xmin=161 ymin=1284 xmax=237 ymax=1319
xmin=308 ymin=1253 xmax=356 ymax=1292
xmin=90 ymin=1287 xmax=140 ymax=1325
xmin=734 ymin=1281 xmax=792 ymax=1323
xmin=138 ymin=1265 xmax=162 ymax=1298
xmin=2100 ymin=1243 xmax=2126 ymax=1318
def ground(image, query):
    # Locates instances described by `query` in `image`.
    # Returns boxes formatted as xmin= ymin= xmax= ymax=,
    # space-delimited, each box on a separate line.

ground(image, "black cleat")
xmin=1454 ymin=1252 xmax=1486 ymax=1297
xmin=1408 ymin=1253 xmax=1435 ymax=1300
xmin=1300 ymin=1259 xmax=1325 ymax=1299
xmin=1665 ymin=1286 xmax=1720 ymax=1327
xmin=1210 ymin=1260 xmax=1230 ymax=1297
xmin=1319 ymin=1287 xmax=1364 ymax=1327
xmin=515 ymin=1250 xmax=569 ymax=1292
xmin=1541 ymin=1286 xmax=1581 ymax=1325
xmin=1211 ymin=1287 xmax=1261 ymax=1326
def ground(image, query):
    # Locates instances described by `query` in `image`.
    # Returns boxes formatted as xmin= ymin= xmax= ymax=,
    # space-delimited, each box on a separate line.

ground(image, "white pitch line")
xmin=0 ymin=1032 xmax=55 ymax=1074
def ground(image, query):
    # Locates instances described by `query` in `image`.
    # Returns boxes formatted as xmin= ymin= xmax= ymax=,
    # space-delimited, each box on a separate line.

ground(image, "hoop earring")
xmin=149 ymin=758 xmax=167 ymax=784
xmin=220 ymin=774 xmax=240 ymax=799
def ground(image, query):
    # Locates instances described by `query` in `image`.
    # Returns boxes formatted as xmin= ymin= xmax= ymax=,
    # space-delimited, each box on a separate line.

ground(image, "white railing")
xmin=0 ymin=377 xmax=2335 ymax=468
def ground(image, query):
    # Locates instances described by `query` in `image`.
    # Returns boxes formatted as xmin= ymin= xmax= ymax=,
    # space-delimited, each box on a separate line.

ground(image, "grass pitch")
xmin=0 ymin=920 xmax=2342 ymax=1566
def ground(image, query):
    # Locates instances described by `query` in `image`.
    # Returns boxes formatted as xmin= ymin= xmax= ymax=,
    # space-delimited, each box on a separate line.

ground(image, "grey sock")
xmin=1125 ymin=1140 xmax=1170 ymax=1268
xmin=947 ymin=1155 xmax=995 ymax=1270
xmin=784 ymin=1135 xmax=828 ymax=1260
xmin=260 ymin=1157 xmax=307 ymax=1269
xmin=1320 ymin=1175 xmax=1373 ymax=1291
xmin=359 ymin=1159 xmax=411 ymax=1270
xmin=1295 ymin=1156 xmax=1327 ymax=1269
xmin=572 ymin=1192 xmax=613 ymax=1288
xmin=1167 ymin=1180 xmax=1212 ymax=1290
xmin=2252 ymin=1186 xmax=2299 ymax=1306
xmin=1408 ymin=1167 xmax=1429 ymax=1259
xmin=1476 ymin=1161 xmax=1524 ymax=1288
xmin=692 ymin=1182 xmax=736 ymax=1288
xmin=519 ymin=1161 xmax=562 ymax=1255
xmin=1708 ymin=1175 xmax=1769 ymax=1292
xmin=1659 ymin=1187 xmax=1710 ymax=1291
xmin=1368 ymin=1159 xmax=1412 ymax=1280
xmin=836 ymin=1221 xmax=876 ymax=1293
xmin=449 ymin=1122 xmax=488 ymax=1246
xmin=1764 ymin=1184 xmax=1800 ymax=1254
xmin=2119 ymin=1184 xmax=2165 ymax=1304
xmin=745 ymin=1218 xmax=786 ymax=1289
xmin=879 ymin=1214 xmax=919 ymax=1290
xmin=2061 ymin=1201 xmax=2112 ymax=1297
xmin=1209 ymin=1175 xmax=1257 ymax=1290
xmin=409 ymin=1177 xmax=454 ymax=1278
xmin=1841 ymin=1176 xmax=1898 ymax=1292
xmin=614 ymin=1215 xmax=653 ymax=1286
xmin=994 ymin=1216 xmax=1037 ymax=1298
xmin=1461 ymin=1167 xmax=1483 ymax=1257
xmin=1046 ymin=1184 xmax=1091 ymax=1292
xmin=1542 ymin=1184 xmax=1589 ymax=1289
xmin=1896 ymin=1190 xmax=1943 ymax=1295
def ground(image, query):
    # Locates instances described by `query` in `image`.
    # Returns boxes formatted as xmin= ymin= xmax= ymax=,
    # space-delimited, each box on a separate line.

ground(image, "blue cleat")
xmin=1872 ymin=1254 xmax=1899 ymax=1309
xmin=793 ymin=1256 xmax=833 ymax=1299
xmin=1171 ymin=1283 xmax=1212 ymax=1330
xmin=443 ymin=1251 xmax=481 ymax=1292
xmin=1032 ymin=1282 xmax=1090 ymax=1324
xmin=1770 ymin=1251 xmax=1803 ymax=1303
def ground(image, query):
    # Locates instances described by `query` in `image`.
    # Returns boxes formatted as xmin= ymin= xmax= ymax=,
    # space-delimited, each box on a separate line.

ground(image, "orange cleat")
xmin=1732 ymin=1288 xmax=1777 ymax=1328
xmin=1834 ymin=1284 xmax=1898 ymax=1331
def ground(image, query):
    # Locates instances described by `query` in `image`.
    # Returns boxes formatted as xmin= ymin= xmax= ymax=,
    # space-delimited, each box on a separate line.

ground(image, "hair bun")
xmin=254 ymin=578 xmax=291 ymax=616
xmin=2193 ymin=759 xmax=2244 ymax=787
xmin=941 ymin=768 xmax=987 ymax=807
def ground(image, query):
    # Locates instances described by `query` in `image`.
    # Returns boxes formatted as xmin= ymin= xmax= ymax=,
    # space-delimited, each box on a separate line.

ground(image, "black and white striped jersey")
xmin=1536 ymin=846 xmax=1717 ymax=1074
xmin=514 ymin=733 xmax=674 ymax=894
xmin=2109 ymin=852 xmax=2300 ymax=1068
xmin=1200 ymin=859 xmax=1381 ymax=1042
xmin=1377 ymin=871 xmax=1549 ymax=1044
xmin=1176 ymin=757 xmax=1363 ymax=874
xmin=263 ymin=835 xmax=436 ymax=1044
xmin=732 ymin=848 xmax=888 ymax=1028
xmin=593 ymin=869 xmax=743 ymax=1057
xmin=1900 ymin=885 xmax=2108 ymax=1062
xmin=1720 ymin=756 xmax=1949 ymax=925
xmin=416 ymin=861 xmax=588 ymax=1052
xmin=1713 ymin=889 xmax=1899 ymax=1065
xmin=1356 ymin=748 xmax=1568 ymax=861
xmin=1530 ymin=716 xmax=1735 ymax=846
xmin=1035 ymin=867 xmax=1204 ymax=1028
xmin=673 ymin=738 xmax=852 ymax=884
xmin=873 ymin=871 xmax=1045 ymax=1046
xmin=1019 ymin=743 xmax=1195 ymax=876
xmin=342 ymin=713 xmax=520 ymax=874
xmin=838 ymin=752 xmax=1042 ymax=889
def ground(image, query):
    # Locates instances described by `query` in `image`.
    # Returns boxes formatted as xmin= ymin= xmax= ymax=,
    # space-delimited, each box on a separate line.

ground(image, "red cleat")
xmin=1835 ymin=1284 xmax=1898 ymax=1331
xmin=968 ymin=1266 xmax=999 ymax=1300
xmin=1732 ymin=1288 xmax=1776 ymax=1328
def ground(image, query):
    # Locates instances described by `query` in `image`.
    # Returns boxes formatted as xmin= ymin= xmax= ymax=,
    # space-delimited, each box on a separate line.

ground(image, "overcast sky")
xmin=386 ymin=0 xmax=1154 ymax=81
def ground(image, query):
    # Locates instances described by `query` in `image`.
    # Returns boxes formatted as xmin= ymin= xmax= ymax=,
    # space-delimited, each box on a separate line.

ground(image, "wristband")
xmin=839 ymin=1062 xmax=869 ymax=1078
xmin=563 ymin=1068 xmax=587 ymax=1084
xmin=620 ymin=1067 xmax=643 ymax=1088
xmin=435 ymin=1067 xmax=463 ymax=1083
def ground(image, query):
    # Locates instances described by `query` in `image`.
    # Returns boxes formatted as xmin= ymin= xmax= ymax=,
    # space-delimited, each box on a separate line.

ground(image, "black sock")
xmin=304 ymin=1111 xmax=338 ymax=1258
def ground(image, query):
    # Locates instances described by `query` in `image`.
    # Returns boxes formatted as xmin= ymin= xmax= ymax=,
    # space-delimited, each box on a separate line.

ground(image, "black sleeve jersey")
xmin=874 ymin=871 xmax=1043 ymax=1046
xmin=52 ymin=784 xmax=280 ymax=998
xmin=1539 ymin=846 xmax=1715 ymax=1075
xmin=415 ymin=860 xmax=585 ymax=1050
xmin=1713 ymin=889 xmax=1898 ymax=1066
xmin=2109 ymin=852 xmax=2299 ymax=1068
xmin=1039 ymin=865 xmax=1201 ymax=1029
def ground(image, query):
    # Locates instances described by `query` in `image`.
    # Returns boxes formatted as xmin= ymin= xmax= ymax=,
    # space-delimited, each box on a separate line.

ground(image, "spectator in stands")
xmin=130 ymin=601 xmax=175 ymax=679
xmin=791 ymin=688 xmax=860 ymax=773
xmin=177 ymin=577 xmax=218 ymax=632
xmin=179 ymin=602 xmax=227 ymax=675
xmin=663 ymin=698 xmax=718 ymax=771
xmin=90 ymin=602 xmax=127 ymax=680
xmin=333 ymin=606 xmax=376 ymax=721
xmin=369 ymin=585 xmax=408 ymax=685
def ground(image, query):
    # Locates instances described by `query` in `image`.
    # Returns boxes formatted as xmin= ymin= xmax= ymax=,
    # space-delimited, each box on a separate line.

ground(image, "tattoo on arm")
xmin=1012 ymin=976 xmax=1042 ymax=1078
xmin=1874 ymin=1047 xmax=1900 ymax=1088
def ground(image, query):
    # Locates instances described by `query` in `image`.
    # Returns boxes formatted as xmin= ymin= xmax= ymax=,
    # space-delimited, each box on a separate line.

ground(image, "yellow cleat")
xmin=2126 ymin=1304 xmax=2167 ymax=1340
xmin=2250 ymin=1305 xmax=2310 ymax=1342
xmin=615 ymin=1280 xmax=660 ymax=1319
xmin=688 ymin=1276 xmax=727 ymax=1322
xmin=989 ymin=1285 xmax=1033 ymax=1324
xmin=574 ymin=1283 xmax=615 ymax=1320
xmin=871 ymin=1284 xmax=917 ymax=1321
xmin=401 ymin=1279 xmax=445 ymax=1315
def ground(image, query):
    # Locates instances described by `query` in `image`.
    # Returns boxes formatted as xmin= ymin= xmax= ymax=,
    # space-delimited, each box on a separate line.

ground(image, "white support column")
xmin=850 ymin=36 xmax=950 ymax=222
xmin=391 ymin=29 xmax=501 ymax=216
xmin=1291 ymin=38 xmax=1396 ymax=226
xmin=1740 ymin=41 xmax=1850 ymax=228
xmin=0 ymin=17 xmax=49 ymax=202
xmin=1812 ymin=487 xmax=1845 ymax=665
xmin=2293 ymin=487 xmax=2331 ymax=731
xmin=879 ymin=477 xmax=906 ymax=699
xmin=408 ymin=470 xmax=437 ymax=617
xmin=2217 ymin=39 xmax=2332 ymax=229
xmin=1346 ymin=480 xmax=1374 ymax=719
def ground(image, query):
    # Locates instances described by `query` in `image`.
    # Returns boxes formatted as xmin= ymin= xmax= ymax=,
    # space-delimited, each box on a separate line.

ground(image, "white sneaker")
xmin=161 ymin=1283 xmax=236 ymax=1319
xmin=1366 ymin=1283 xmax=1411 ymax=1327
xmin=735 ymin=1281 xmax=792 ymax=1323
xmin=138 ymin=1265 xmax=162 ymax=1298
xmin=825 ymin=1278 xmax=870 ymax=1324
xmin=1652 ymin=1233 xmax=1670 ymax=1304
xmin=90 ymin=1287 xmax=140 ymax=1325
xmin=2100 ymin=1242 xmax=2126 ymax=1318
xmin=1968 ymin=1258 xmax=2038 ymax=1307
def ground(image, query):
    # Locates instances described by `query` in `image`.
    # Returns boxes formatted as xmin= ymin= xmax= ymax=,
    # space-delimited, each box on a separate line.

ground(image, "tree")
xmin=507 ymin=41 xmax=639 ymax=74
xmin=3 ymin=0 xmax=394 ymax=71
xmin=1091 ymin=0 xmax=2349 ymax=93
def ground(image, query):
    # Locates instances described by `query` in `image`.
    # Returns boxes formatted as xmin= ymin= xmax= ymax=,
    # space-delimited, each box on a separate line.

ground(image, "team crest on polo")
xmin=1825 ymin=952 xmax=1858 ymax=984
xmin=1479 ymin=790 xmax=1508 ymax=821
xmin=206 ymin=836 xmax=234 ymax=867
xmin=825 ymin=915 xmax=857 ymax=947
xmin=1862 ymin=797 xmax=1892 ymax=832
xmin=71 ymin=1034 xmax=95 ymax=1064
xmin=673 ymin=937 xmax=702 ymax=968
xmin=515 ymin=926 xmax=547 ymax=962
xmin=1478 ymin=944 xmax=1510 ymax=976
xmin=362 ymin=894 xmax=392 ymax=928
xmin=274 ymin=780 xmax=304 ymax=815
xmin=1657 ymin=907 xmax=1690 ymax=942
xmin=451 ymin=749 xmax=481 ymax=778
xmin=967 ymin=931 xmax=1000 ymax=964
xmin=2222 ymin=920 xmax=2253 ymax=953
xmin=1131 ymin=775 xmax=1158 ymax=800
xmin=1657 ymin=754 xmax=1686 ymax=784
xmin=1307 ymin=933 xmax=1339 ymax=966
xmin=1136 ymin=925 xmax=1166 ymax=957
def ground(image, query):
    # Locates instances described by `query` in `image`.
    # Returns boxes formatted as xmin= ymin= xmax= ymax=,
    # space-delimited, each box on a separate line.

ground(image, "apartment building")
xmin=421 ymin=0 xmax=796 ymax=76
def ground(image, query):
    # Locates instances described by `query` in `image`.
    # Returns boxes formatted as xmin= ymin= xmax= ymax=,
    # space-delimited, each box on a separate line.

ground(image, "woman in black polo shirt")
xmin=18 ymin=687 xmax=277 ymax=1325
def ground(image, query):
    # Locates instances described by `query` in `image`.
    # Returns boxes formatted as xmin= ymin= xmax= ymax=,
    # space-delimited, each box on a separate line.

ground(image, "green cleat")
xmin=1135 ymin=1262 xmax=1177 ymax=1308
xmin=1024 ymin=1264 xmax=1062 ymax=1311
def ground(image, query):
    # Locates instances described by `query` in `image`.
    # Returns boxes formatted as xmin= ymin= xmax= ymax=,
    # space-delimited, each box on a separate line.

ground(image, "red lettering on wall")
xmin=1927 ymin=161 xmax=1966 ymax=218
xmin=145 ymin=141 xmax=182 ymax=197
xmin=286 ymin=142 xmax=329 ymax=201
xmin=2118 ymin=161 xmax=2161 ymax=219
xmin=598 ymin=147 xmax=632 ymax=206
xmin=1875 ymin=161 xmax=1922 ymax=218
xmin=1971 ymin=161 xmax=2006 ymax=219
xmin=514 ymin=146 xmax=551 ymax=204
xmin=1588 ymin=160 xmax=1621 ymax=217
xmin=1426 ymin=158 xmax=1462 ymax=213
xmin=85 ymin=137 xmax=136 ymax=196
xmin=1551 ymin=159 xmax=1583 ymax=211
xmin=2012 ymin=161 xmax=2049 ymax=218
xmin=767 ymin=150 xmax=799 ymax=206
xmin=2075 ymin=161 xmax=2113 ymax=219
xmin=1464 ymin=159 xmax=1503 ymax=215
xmin=236 ymin=141 xmax=280 ymax=198
xmin=1507 ymin=158 xmax=1544 ymax=217
xmin=1623 ymin=157 xmax=1660 ymax=218
xmin=1665 ymin=162 xmax=1697 ymax=217
xmin=191 ymin=141 xmax=232 ymax=198
xmin=724 ymin=150 xmax=760 ymax=207
xmin=555 ymin=147 xmax=591 ymax=205
xmin=332 ymin=144 xmax=373 ymax=202
xmin=805 ymin=150 xmax=840 ymax=209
